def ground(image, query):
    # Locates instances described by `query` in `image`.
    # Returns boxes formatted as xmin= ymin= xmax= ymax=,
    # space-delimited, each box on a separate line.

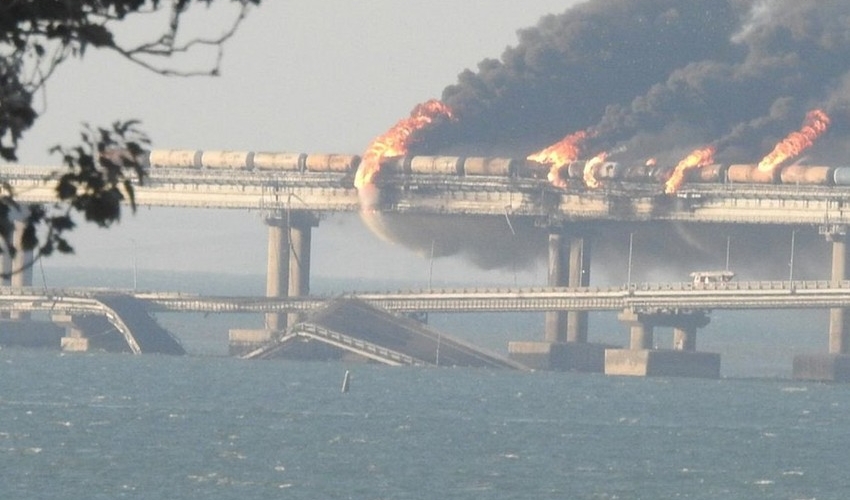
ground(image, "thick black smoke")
xmin=417 ymin=0 xmax=850 ymax=163
xmin=373 ymin=0 xmax=850 ymax=277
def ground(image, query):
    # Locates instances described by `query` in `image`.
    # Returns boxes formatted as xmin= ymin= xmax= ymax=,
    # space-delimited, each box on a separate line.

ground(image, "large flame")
xmin=583 ymin=152 xmax=608 ymax=189
xmin=526 ymin=130 xmax=588 ymax=188
xmin=756 ymin=109 xmax=831 ymax=173
xmin=354 ymin=99 xmax=454 ymax=189
xmin=664 ymin=146 xmax=716 ymax=194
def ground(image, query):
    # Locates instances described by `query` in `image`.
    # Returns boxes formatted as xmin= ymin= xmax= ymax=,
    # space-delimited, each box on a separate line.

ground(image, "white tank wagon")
xmin=200 ymin=150 xmax=254 ymax=169
xmin=304 ymin=154 xmax=361 ymax=173
xmin=145 ymin=150 xmax=360 ymax=173
xmin=148 ymin=149 xmax=203 ymax=169
xmin=252 ymin=152 xmax=306 ymax=171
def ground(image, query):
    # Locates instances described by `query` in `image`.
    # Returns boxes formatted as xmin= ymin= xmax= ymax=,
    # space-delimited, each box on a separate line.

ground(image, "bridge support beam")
xmin=605 ymin=310 xmax=719 ymax=378
xmin=794 ymin=225 xmax=850 ymax=381
xmin=510 ymin=230 xmax=610 ymax=372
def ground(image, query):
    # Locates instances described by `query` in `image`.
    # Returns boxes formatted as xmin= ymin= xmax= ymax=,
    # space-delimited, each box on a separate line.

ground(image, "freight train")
xmin=142 ymin=150 xmax=850 ymax=187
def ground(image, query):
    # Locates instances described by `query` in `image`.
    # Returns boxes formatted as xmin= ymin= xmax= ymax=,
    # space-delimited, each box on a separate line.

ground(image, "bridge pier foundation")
xmin=52 ymin=313 xmax=138 ymax=353
xmin=605 ymin=310 xmax=719 ymax=378
xmin=510 ymin=231 xmax=610 ymax=372
xmin=794 ymin=225 xmax=850 ymax=381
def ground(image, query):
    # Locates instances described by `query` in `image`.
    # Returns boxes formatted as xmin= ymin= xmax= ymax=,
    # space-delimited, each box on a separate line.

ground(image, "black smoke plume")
xmin=418 ymin=0 xmax=850 ymax=163
xmin=371 ymin=0 xmax=850 ymax=278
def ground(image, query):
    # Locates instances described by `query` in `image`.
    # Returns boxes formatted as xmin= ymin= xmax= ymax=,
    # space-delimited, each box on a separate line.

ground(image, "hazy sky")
xmin=14 ymin=1 xmax=580 ymax=286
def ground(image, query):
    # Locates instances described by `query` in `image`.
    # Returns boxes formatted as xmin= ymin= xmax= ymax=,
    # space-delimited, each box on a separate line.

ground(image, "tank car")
xmin=593 ymin=161 xmax=623 ymax=180
xmin=304 ymin=154 xmax=361 ymax=173
xmin=199 ymin=150 xmax=253 ymax=169
xmin=148 ymin=149 xmax=202 ymax=169
xmin=686 ymin=164 xmax=728 ymax=183
xmin=251 ymin=152 xmax=306 ymax=172
xmin=462 ymin=157 xmax=516 ymax=177
xmin=726 ymin=164 xmax=779 ymax=184
xmin=515 ymin=160 xmax=550 ymax=179
xmin=377 ymin=156 xmax=410 ymax=176
xmin=408 ymin=156 xmax=464 ymax=175
xmin=621 ymin=163 xmax=659 ymax=182
xmin=833 ymin=167 xmax=850 ymax=186
xmin=779 ymin=165 xmax=835 ymax=186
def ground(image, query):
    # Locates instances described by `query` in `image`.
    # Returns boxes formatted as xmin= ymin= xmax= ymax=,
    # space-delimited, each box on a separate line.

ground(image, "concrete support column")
xmin=287 ymin=213 xmax=317 ymax=328
xmin=629 ymin=323 xmax=653 ymax=350
xmin=673 ymin=326 xmax=696 ymax=351
xmin=827 ymin=229 xmax=850 ymax=354
xmin=11 ymin=220 xmax=33 ymax=288
xmin=567 ymin=235 xmax=591 ymax=343
xmin=618 ymin=310 xmax=654 ymax=350
xmin=265 ymin=218 xmax=290 ymax=332
xmin=544 ymin=231 xmax=568 ymax=342
xmin=10 ymin=221 xmax=33 ymax=320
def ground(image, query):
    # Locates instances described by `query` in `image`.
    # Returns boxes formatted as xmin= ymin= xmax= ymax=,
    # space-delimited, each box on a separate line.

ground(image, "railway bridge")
xmin=5 ymin=153 xmax=850 ymax=379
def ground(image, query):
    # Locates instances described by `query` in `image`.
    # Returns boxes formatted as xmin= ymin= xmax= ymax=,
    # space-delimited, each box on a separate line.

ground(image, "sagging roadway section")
xmin=0 ymin=289 xmax=184 ymax=354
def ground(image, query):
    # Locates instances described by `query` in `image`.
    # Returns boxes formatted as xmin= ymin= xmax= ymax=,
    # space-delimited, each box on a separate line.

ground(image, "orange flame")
xmin=757 ymin=109 xmax=831 ymax=173
xmin=664 ymin=146 xmax=716 ymax=194
xmin=354 ymin=99 xmax=454 ymax=189
xmin=527 ymin=130 xmax=588 ymax=188
xmin=583 ymin=152 xmax=608 ymax=189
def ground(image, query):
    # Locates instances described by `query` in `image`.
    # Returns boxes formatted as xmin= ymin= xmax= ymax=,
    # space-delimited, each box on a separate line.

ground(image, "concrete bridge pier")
xmin=229 ymin=211 xmax=318 ymax=356
xmin=605 ymin=310 xmax=719 ymax=378
xmin=286 ymin=212 xmax=316 ymax=328
xmin=264 ymin=218 xmax=290 ymax=332
xmin=509 ymin=230 xmax=610 ymax=372
xmin=794 ymin=225 xmax=850 ymax=381
xmin=53 ymin=314 xmax=89 ymax=352
xmin=9 ymin=221 xmax=34 ymax=320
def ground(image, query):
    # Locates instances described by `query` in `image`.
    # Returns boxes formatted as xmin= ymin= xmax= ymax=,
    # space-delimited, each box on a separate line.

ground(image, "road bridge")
xmin=9 ymin=280 xmax=850 ymax=314
xmin=3 ymin=280 xmax=850 ymax=377
xmin=6 ymin=159 xmax=850 ymax=379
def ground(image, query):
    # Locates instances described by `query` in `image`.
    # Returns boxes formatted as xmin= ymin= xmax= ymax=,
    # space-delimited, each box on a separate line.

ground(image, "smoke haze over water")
xmin=369 ymin=0 xmax=849 ymax=277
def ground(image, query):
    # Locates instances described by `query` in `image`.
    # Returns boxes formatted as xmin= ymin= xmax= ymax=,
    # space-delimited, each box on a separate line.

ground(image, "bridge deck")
xmin=7 ymin=164 xmax=850 ymax=224
xmin=243 ymin=299 xmax=524 ymax=369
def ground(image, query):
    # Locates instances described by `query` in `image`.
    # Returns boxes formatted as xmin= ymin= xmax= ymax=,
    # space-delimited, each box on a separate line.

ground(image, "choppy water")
xmin=1 ymin=350 xmax=849 ymax=499
xmin=3 ymin=268 xmax=847 ymax=498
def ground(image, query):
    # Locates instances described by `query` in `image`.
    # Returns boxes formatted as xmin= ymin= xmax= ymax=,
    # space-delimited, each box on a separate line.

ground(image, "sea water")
xmin=1 ymin=350 xmax=849 ymax=499
xmin=1 ymin=268 xmax=847 ymax=498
